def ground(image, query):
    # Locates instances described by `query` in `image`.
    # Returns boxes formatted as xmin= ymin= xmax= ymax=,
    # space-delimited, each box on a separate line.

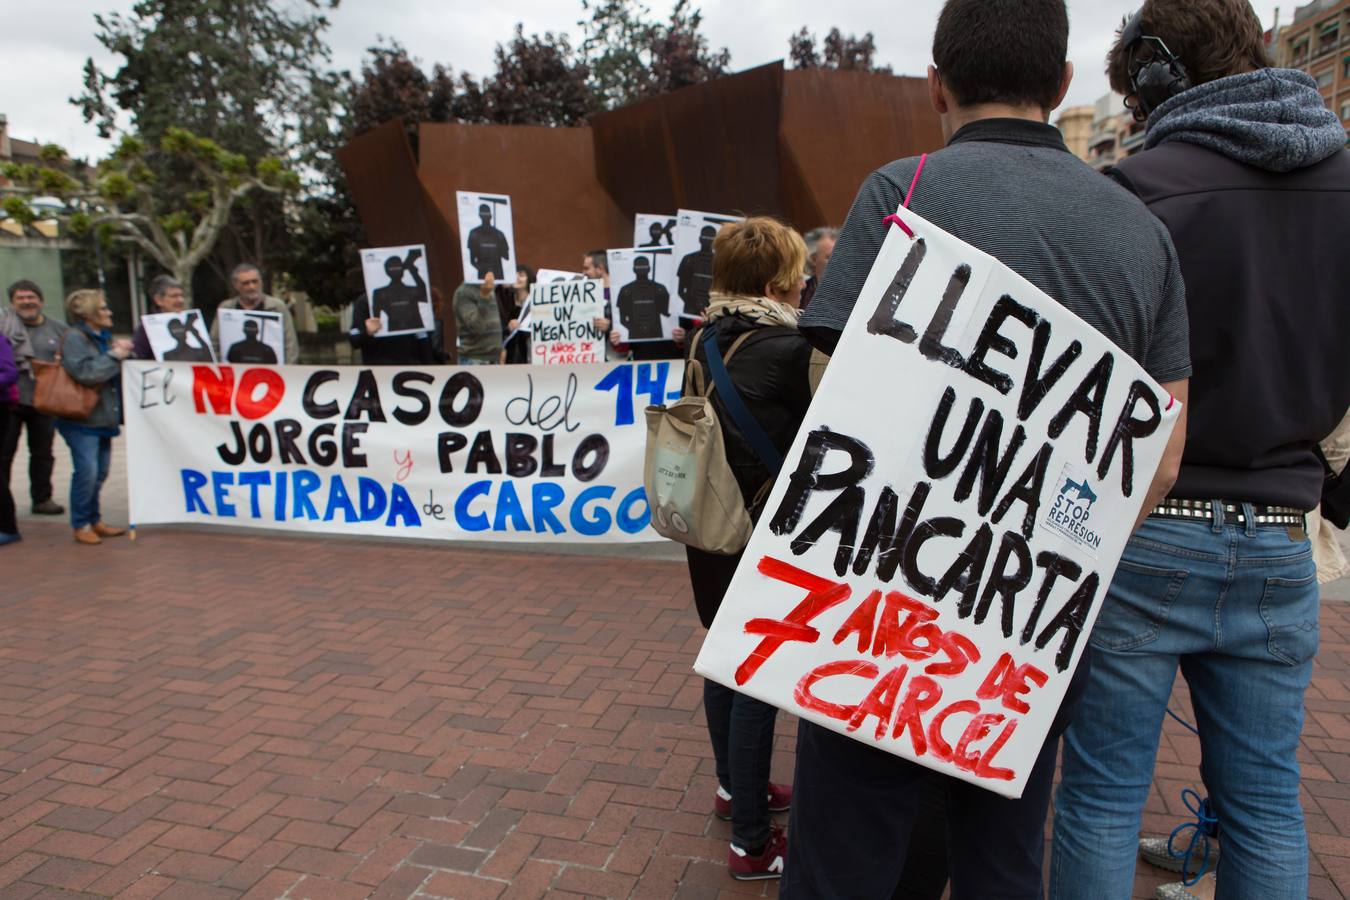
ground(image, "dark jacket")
xmin=131 ymin=322 xmax=153 ymax=361
xmin=1112 ymin=69 xmax=1350 ymax=509
xmin=347 ymin=294 xmax=437 ymax=366
xmin=60 ymin=324 xmax=123 ymax=431
xmin=496 ymin=287 xmax=531 ymax=364
xmin=683 ymin=313 xmax=814 ymax=628
xmin=0 ymin=331 xmax=17 ymax=406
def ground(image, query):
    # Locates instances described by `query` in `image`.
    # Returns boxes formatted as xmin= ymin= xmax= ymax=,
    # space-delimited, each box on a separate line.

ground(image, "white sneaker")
xmin=1155 ymin=872 xmax=1216 ymax=900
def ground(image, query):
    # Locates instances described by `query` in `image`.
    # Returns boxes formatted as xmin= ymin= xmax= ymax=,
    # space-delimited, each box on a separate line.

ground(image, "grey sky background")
xmin=7 ymin=0 xmax=1284 ymax=160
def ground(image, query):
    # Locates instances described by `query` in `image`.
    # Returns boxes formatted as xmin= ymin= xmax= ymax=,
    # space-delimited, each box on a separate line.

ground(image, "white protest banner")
xmin=360 ymin=244 xmax=434 ymax=336
xmin=694 ymin=206 xmax=1182 ymax=798
xmin=673 ymin=209 xmax=743 ymax=320
xmin=527 ymin=278 xmax=606 ymax=365
xmin=456 ymin=191 xmax=516 ymax=284
xmin=635 ymin=214 xmax=676 ymax=248
xmin=123 ymin=359 xmax=686 ymax=544
xmin=142 ymin=311 xmax=215 ymax=363
xmin=217 ymin=309 xmax=285 ymax=364
xmin=608 ymin=247 xmax=677 ymax=344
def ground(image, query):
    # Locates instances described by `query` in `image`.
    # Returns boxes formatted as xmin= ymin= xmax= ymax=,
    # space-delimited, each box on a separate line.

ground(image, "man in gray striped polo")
xmin=784 ymin=1 xmax=1191 ymax=897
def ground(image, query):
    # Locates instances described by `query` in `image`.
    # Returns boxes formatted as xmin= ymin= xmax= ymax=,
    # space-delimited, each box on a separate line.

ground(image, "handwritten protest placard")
xmin=124 ymin=360 xmax=685 ymax=544
xmin=526 ymin=278 xmax=605 ymax=365
xmin=694 ymin=206 xmax=1182 ymax=798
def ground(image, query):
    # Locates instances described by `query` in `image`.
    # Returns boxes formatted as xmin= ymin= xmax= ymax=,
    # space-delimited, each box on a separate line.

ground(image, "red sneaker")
xmin=714 ymin=782 xmax=793 ymax=820
xmin=728 ymin=825 xmax=787 ymax=881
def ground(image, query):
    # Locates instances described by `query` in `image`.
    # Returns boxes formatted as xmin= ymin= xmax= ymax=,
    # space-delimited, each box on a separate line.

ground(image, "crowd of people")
xmin=0 ymin=262 xmax=286 ymax=547
xmin=0 ymin=228 xmax=838 ymax=548
xmin=3 ymin=0 xmax=1349 ymax=896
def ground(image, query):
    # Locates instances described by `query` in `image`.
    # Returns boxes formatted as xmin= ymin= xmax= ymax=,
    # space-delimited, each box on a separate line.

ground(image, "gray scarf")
xmin=1146 ymin=68 xmax=1346 ymax=173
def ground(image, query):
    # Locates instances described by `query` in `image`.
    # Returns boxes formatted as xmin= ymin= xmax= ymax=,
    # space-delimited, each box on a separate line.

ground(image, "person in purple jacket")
xmin=0 ymin=330 xmax=20 ymax=545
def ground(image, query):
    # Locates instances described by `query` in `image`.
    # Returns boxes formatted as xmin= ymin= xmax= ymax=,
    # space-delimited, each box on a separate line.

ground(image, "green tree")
xmin=788 ymin=27 xmax=891 ymax=72
xmin=470 ymin=25 xmax=598 ymax=126
xmin=1 ymin=130 xmax=298 ymax=306
xmin=579 ymin=0 xmax=730 ymax=108
xmin=75 ymin=0 xmax=339 ymax=302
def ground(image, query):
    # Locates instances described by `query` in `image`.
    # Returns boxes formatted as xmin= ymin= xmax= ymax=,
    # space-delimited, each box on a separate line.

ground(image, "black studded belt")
xmin=1150 ymin=498 xmax=1306 ymax=527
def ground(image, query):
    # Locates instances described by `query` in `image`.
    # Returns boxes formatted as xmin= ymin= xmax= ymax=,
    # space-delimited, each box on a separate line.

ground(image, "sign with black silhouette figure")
xmin=673 ymin=209 xmax=743 ymax=320
xmin=456 ymin=191 xmax=516 ymax=284
xmin=608 ymin=247 xmax=678 ymax=344
xmin=634 ymin=214 xmax=677 ymax=248
xmin=360 ymin=244 xmax=435 ymax=337
xmin=141 ymin=311 xmax=216 ymax=363
xmin=217 ymin=309 xmax=285 ymax=364
xmin=693 ymin=203 xmax=1183 ymax=800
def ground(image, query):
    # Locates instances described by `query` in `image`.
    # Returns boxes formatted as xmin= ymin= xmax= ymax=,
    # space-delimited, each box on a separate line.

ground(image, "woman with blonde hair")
xmin=683 ymin=216 xmax=814 ymax=882
xmin=57 ymin=289 xmax=132 ymax=545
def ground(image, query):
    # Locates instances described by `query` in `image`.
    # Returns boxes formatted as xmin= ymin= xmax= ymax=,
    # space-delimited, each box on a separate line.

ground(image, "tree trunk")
xmin=175 ymin=261 xmax=196 ymax=308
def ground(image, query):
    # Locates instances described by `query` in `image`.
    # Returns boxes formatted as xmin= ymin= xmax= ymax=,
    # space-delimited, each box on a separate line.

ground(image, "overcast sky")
xmin=7 ymin=0 xmax=1283 ymax=160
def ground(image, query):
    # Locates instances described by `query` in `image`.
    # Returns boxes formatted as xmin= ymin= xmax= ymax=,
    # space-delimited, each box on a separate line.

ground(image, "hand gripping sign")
xmin=694 ymin=204 xmax=1182 ymax=798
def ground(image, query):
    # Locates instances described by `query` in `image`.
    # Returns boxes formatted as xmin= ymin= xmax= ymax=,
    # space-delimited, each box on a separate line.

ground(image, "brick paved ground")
xmin=3 ymin=516 xmax=1350 ymax=899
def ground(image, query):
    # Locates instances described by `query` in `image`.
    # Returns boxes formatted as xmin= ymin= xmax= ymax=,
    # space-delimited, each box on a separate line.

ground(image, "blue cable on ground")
xmin=1164 ymin=708 xmax=1219 ymax=886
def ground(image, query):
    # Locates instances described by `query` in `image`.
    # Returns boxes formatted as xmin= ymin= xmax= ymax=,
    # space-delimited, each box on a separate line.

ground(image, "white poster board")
xmin=142 ymin=311 xmax=216 ymax=363
xmin=634 ymin=214 xmax=676 ymax=248
xmin=123 ymin=360 xmax=684 ymax=544
xmin=673 ymin=209 xmax=743 ymax=320
xmin=537 ymin=269 xmax=583 ymax=283
xmin=527 ymin=278 xmax=606 ymax=365
xmin=693 ymin=206 xmax=1182 ymax=799
xmin=359 ymin=244 xmax=434 ymax=336
xmin=608 ymin=247 xmax=677 ymax=344
xmin=217 ymin=309 xmax=285 ymax=364
xmin=456 ymin=191 xmax=516 ymax=284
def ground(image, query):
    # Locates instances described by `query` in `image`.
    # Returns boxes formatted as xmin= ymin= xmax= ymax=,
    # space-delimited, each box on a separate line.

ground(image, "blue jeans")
xmin=1052 ymin=507 xmax=1317 ymax=900
xmin=703 ymin=679 xmax=777 ymax=850
xmin=57 ymin=424 xmax=113 ymax=529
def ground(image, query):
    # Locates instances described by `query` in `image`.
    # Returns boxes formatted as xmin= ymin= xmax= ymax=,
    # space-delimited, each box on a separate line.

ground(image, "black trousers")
xmin=0 ymin=405 xmax=16 ymax=535
xmin=0 ymin=403 xmax=57 ymax=505
xmin=704 ymin=679 xmax=778 ymax=850
xmin=781 ymin=654 xmax=1091 ymax=899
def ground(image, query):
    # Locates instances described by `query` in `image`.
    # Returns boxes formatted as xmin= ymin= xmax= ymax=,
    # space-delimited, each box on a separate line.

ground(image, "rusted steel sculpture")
xmin=338 ymin=62 xmax=943 ymax=353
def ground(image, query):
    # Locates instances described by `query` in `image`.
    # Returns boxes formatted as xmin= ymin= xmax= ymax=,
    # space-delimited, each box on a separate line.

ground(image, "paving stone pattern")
xmin=2 ymin=521 xmax=1350 ymax=899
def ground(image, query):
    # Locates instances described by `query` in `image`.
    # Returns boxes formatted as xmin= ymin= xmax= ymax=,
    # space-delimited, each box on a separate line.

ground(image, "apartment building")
xmin=1276 ymin=0 xmax=1350 ymax=132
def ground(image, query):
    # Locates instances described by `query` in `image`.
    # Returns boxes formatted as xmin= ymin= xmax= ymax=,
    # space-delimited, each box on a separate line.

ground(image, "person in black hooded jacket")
xmin=684 ymin=216 xmax=813 ymax=883
xmin=1052 ymin=3 xmax=1350 ymax=898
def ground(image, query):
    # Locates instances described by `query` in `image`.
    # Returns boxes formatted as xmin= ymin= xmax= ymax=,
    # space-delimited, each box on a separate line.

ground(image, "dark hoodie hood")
xmin=1145 ymin=68 xmax=1346 ymax=172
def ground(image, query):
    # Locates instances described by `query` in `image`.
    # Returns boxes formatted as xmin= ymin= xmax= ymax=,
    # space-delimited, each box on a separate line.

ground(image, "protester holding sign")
xmin=57 ymin=290 xmax=132 ymax=546
xmin=131 ymin=275 xmax=187 ymax=360
xmin=497 ymin=265 xmax=534 ymax=364
xmin=682 ymin=217 xmax=814 ymax=882
xmin=453 ymin=276 xmax=503 ymax=365
xmin=1051 ymin=3 xmax=1350 ymax=897
xmin=209 ymin=263 xmax=298 ymax=364
xmin=347 ymin=291 xmax=438 ymax=366
xmin=780 ymin=1 xmax=1191 ymax=896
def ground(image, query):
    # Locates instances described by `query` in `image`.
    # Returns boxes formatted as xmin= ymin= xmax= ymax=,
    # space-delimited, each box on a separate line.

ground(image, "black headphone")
xmin=1119 ymin=9 xmax=1192 ymax=121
